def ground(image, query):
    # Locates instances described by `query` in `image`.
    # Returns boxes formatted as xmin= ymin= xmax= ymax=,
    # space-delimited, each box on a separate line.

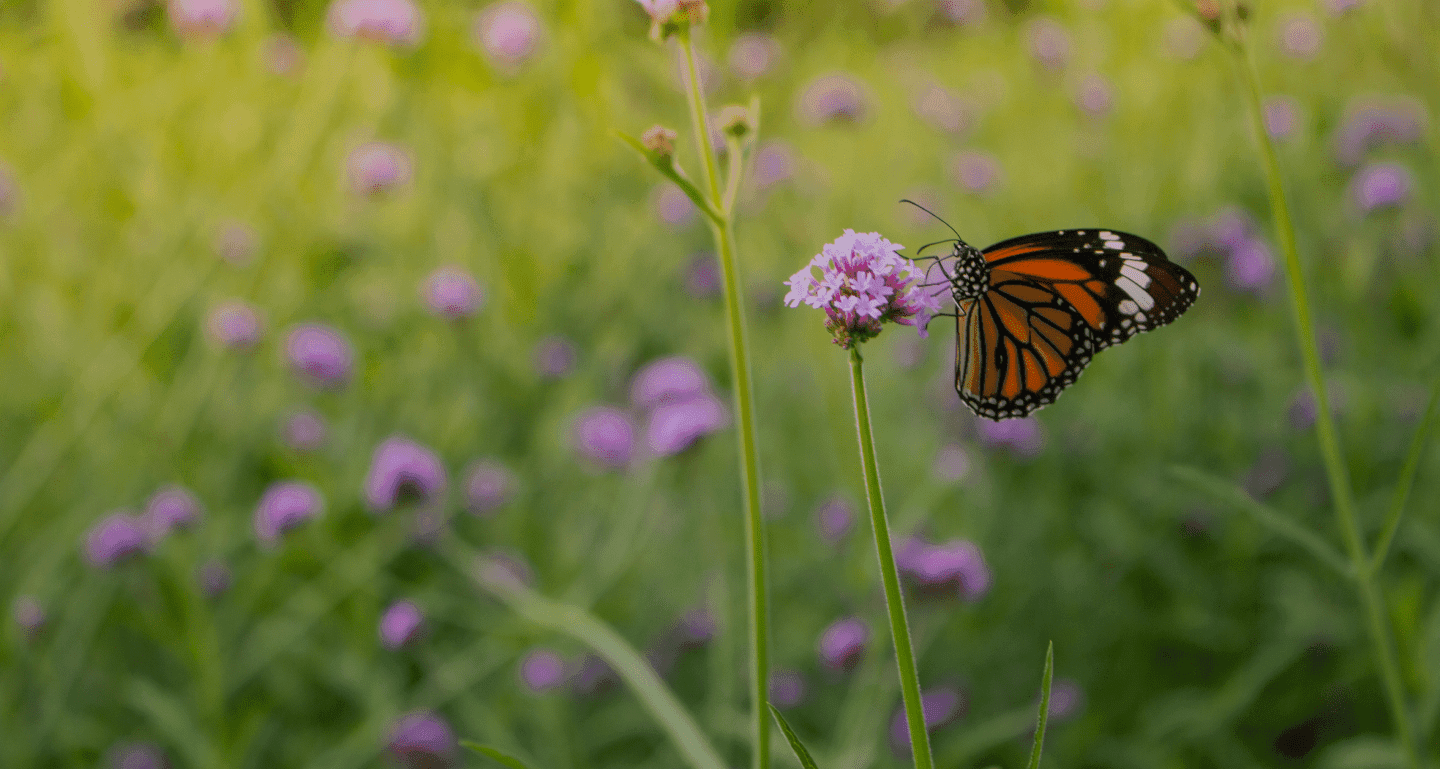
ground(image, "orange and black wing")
xmin=954 ymin=229 xmax=1198 ymax=420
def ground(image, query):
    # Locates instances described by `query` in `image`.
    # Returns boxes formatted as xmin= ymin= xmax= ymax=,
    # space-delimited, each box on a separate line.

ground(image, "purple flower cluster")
xmin=976 ymin=416 xmax=1046 ymax=458
xmin=815 ymin=495 xmax=855 ymax=544
xmin=327 ymin=0 xmax=422 ymax=46
xmin=422 ymin=266 xmax=483 ymax=319
xmin=475 ymin=2 xmax=542 ymax=71
xmin=784 ymin=229 xmax=942 ymax=349
xmin=818 ymin=616 xmax=869 ymax=671
xmin=82 ymin=484 xmax=204 ymax=568
xmin=1025 ymin=17 xmax=1071 ymax=71
xmin=950 ymin=150 xmax=1002 ymax=196
xmin=889 ymin=686 xmax=965 ymax=753
xmin=380 ymin=599 xmax=425 ymax=649
xmin=913 ymin=84 xmax=975 ymax=135
xmin=464 ymin=459 xmax=517 ymax=515
xmin=727 ymin=33 xmax=780 ymax=81
xmin=13 ymin=595 xmax=45 ymax=639
xmin=573 ymin=407 xmax=636 ymax=469
xmin=169 ymin=0 xmax=238 ymax=39
xmin=282 ymin=408 xmax=328 ymax=452
xmin=1350 ymin=162 xmax=1413 ymax=214
xmin=387 ymin=711 xmax=456 ymax=769
xmin=143 ymin=485 xmax=202 ymax=544
xmin=254 ymin=481 xmax=324 ymax=546
xmin=797 ymin=73 xmax=869 ymax=125
xmin=106 ymin=742 xmax=167 ymax=769
xmin=768 ymin=669 xmax=807 ymax=709
xmin=632 ymin=356 xmax=729 ymax=456
xmin=1332 ymin=96 xmax=1426 ymax=167
xmin=364 ymin=435 xmax=447 ymax=511
xmin=520 ymin=647 xmax=567 ymax=692
xmin=1167 ymin=207 xmax=1276 ymax=294
xmin=347 ymin=141 xmax=414 ymax=195
xmin=286 ymin=323 xmax=354 ymax=389
xmin=533 ymin=334 xmax=576 ymax=379
xmin=896 ymin=536 xmax=992 ymax=601
xmin=206 ymin=300 xmax=263 ymax=350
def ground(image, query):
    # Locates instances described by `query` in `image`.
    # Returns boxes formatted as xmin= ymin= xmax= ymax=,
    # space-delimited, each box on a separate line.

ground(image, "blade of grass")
xmin=769 ymin=706 xmax=820 ymax=769
xmin=1025 ymin=642 xmax=1055 ymax=769
xmin=615 ymin=132 xmax=724 ymax=226
xmin=463 ymin=742 xmax=540 ymax=769
xmin=1370 ymin=378 xmax=1440 ymax=575
xmin=1168 ymin=465 xmax=1351 ymax=578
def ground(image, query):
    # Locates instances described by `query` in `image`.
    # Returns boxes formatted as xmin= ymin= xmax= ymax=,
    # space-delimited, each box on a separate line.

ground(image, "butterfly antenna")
xmin=915 ymin=238 xmax=960 ymax=257
xmin=899 ymin=199 xmax=966 ymax=243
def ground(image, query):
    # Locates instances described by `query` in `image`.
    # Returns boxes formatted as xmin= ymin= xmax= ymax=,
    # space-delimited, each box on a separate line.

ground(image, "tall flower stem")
xmin=848 ymin=347 xmax=933 ymax=769
xmin=678 ymin=30 xmax=770 ymax=769
xmin=1230 ymin=17 xmax=1419 ymax=769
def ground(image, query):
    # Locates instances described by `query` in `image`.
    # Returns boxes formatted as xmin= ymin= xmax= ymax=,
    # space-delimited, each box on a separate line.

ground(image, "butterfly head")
xmin=946 ymin=241 xmax=989 ymax=302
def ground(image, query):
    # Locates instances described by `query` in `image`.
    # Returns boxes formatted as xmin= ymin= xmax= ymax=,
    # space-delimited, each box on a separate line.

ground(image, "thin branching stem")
xmin=1370 ymin=379 xmax=1440 ymax=576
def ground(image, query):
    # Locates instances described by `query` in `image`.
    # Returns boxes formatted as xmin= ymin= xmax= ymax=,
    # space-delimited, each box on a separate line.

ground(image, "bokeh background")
xmin=2 ymin=0 xmax=1438 ymax=767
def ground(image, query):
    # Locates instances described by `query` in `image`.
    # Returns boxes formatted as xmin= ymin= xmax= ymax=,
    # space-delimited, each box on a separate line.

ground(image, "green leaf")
xmin=461 ymin=741 xmax=538 ymax=769
xmin=1025 ymin=641 xmax=1055 ymax=769
xmin=613 ymin=131 xmax=724 ymax=226
xmin=769 ymin=705 xmax=820 ymax=769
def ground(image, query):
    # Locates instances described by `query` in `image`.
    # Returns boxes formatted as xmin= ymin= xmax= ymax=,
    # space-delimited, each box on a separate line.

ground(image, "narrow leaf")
xmin=1025 ymin=641 xmax=1055 ymax=769
xmin=614 ymin=131 xmax=724 ymax=226
xmin=1370 ymin=376 xmax=1440 ymax=573
xmin=769 ymin=705 xmax=820 ymax=769
xmin=461 ymin=741 xmax=537 ymax=769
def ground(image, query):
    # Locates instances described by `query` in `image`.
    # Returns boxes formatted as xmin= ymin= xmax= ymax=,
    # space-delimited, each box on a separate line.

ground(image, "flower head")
xmin=422 ymin=266 xmax=483 ymax=319
xmin=475 ymin=2 xmax=542 ymax=70
xmin=815 ymin=495 xmax=855 ymax=544
xmin=286 ymin=323 xmax=354 ymax=389
xmin=896 ymin=537 xmax=992 ymax=600
xmin=13 ymin=595 xmax=45 ymax=639
xmin=636 ymin=0 xmax=707 ymax=40
xmin=573 ymin=407 xmax=636 ymax=469
xmin=347 ymin=141 xmax=413 ymax=195
xmin=1351 ymin=162 xmax=1413 ymax=214
xmin=768 ymin=669 xmax=807 ymax=709
xmin=253 ymin=481 xmax=324 ymax=545
xmin=142 ymin=485 xmax=202 ymax=544
xmin=379 ymin=599 xmax=425 ymax=649
xmin=797 ymin=73 xmax=868 ymax=125
xmin=464 ymin=459 xmax=517 ymax=515
xmin=327 ymin=0 xmax=422 ymax=46
xmin=533 ymin=335 xmax=576 ymax=378
xmin=890 ymin=686 xmax=965 ymax=753
xmin=106 ymin=742 xmax=167 ymax=769
xmin=198 ymin=560 xmax=232 ymax=598
xmin=977 ymin=416 xmax=1046 ymax=458
xmin=728 ymin=33 xmax=780 ymax=80
xmin=169 ymin=0 xmax=238 ymax=39
xmin=84 ymin=512 xmax=149 ymax=568
xmin=282 ymin=408 xmax=328 ymax=452
xmin=207 ymin=300 xmax=263 ymax=350
xmin=818 ymin=616 xmax=869 ymax=671
xmin=784 ymin=229 xmax=942 ymax=348
xmin=520 ymin=648 xmax=567 ymax=692
xmin=387 ymin=711 xmax=457 ymax=769
xmin=364 ymin=436 xmax=447 ymax=512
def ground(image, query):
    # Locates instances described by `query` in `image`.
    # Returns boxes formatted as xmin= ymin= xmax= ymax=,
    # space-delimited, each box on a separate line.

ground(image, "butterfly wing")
xmin=954 ymin=229 xmax=1198 ymax=420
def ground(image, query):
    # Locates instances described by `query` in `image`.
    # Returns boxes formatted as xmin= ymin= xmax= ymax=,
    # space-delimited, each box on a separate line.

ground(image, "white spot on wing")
xmin=1118 ymin=299 xmax=1139 ymax=315
xmin=1120 ymin=264 xmax=1151 ymax=288
xmin=1115 ymin=276 xmax=1156 ymax=310
xmin=1104 ymin=241 xmax=1124 ymax=250
xmin=1099 ymin=231 xmax=1118 ymax=240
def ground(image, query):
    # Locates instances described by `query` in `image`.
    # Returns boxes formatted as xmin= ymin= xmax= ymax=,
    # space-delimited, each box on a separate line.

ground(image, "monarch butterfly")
xmin=911 ymin=206 xmax=1199 ymax=420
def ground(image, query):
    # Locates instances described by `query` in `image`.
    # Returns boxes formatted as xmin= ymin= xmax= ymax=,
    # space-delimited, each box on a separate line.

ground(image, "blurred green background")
xmin=2 ymin=0 xmax=1439 ymax=767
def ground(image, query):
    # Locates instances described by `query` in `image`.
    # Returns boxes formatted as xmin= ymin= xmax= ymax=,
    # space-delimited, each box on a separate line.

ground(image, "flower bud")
xmin=641 ymin=125 xmax=678 ymax=162
xmin=716 ymin=105 xmax=754 ymax=141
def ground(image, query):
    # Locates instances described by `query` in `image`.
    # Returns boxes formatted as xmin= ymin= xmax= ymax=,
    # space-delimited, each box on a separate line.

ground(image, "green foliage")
xmin=770 ymin=705 xmax=821 ymax=769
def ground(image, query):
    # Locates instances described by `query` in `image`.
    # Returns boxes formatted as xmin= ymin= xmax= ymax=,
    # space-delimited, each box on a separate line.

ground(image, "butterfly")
xmin=911 ymin=209 xmax=1199 ymax=420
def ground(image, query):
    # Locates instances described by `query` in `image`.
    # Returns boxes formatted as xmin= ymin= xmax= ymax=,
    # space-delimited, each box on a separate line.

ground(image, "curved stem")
xmin=1231 ymin=18 xmax=1419 ymax=769
xmin=848 ymin=348 xmax=933 ymax=769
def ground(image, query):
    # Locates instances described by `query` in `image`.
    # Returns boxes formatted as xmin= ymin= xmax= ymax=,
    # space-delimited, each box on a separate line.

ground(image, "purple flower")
xmin=197 ymin=560 xmax=232 ymax=598
xmin=571 ymin=653 xmax=618 ymax=696
xmin=169 ymin=0 xmax=237 ymax=38
xmin=13 ymin=595 xmax=44 ymax=639
xmin=573 ymin=407 xmax=636 ymax=469
xmin=84 ymin=512 xmax=148 ymax=568
xmin=976 ymin=416 xmax=1045 ymax=458
xmin=1264 ymin=96 xmax=1301 ymax=140
xmin=631 ymin=356 xmax=709 ymax=408
xmin=897 ymin=537 xmax=992 ymax=600
xmin=816 ymin=495 xmax=854 ymax=544
xmin=282 ymin=408 xmax=328 ymax=452
xmin=533 ymin=335 xmax=576 ymax=379
xmin=636 ymin=0 xmax=680 ymax=23
xmin=645 ymin=392 xmax=728 ymax=456
xmin=769 ymin=669 xmax=807 ymax=709
xmin=212 ymin=220 xmax=256 ymax=265
xmin=1074 ymin=74 xmax=1113 ymax=118
xmin=475 ymin=2 xmax=542 ymax=70
xmin=106 ymin=742 xmax=167 ymax=769
xmin=286 ymin=323 xmax=354 ymax=389
xmin=520 ymin=648 xmax=567 ymax=692
xmin=890 ymin=686 xmax=964 ymax=752
xmin=387 ymin=711 xmax=457 ymax=769
xmin=931 ymin=444 xmax=972 ymax=483
xmin=1047 ymin=678 xmax=1084 ymax=721
xmin=142 ymin=485 xmax=201 ymax=544
xmin=818 ymin=616 xmax=868 ymax=671
xmin=653 ymin=182 xmax=695 ymax=228
xmin=1224 ymin=238 xmax=1276 ymax=293
xmin=938 ymin=0 xmax=986 ymax=25
xmin=728 ymin=32 xmax=780 ymax=80
xmin=752 ymin=141 xmax=797 ymax=190
xmin=1332 ymin=97 xmax=1426 ymax=167
xmin=797 ymin=73 xmax=869 ymax=125
xmin=915 ymin=84 xmax=975 ymax=135
xmin=464 ymin=459 xmax=517 ymax=515
xmin=422 ymin=266 xmax=483 ymax=319
xmin=950 ymin=150 xmax=1002 ymax=195
xmin=379 ymin=599 xmax=425 ymax=649
xmin=1351 ymin=162 xmax=1413 ymax=213
xmin=1244 ymin=447 xmax=1289 ymax=498
xmin=206 ymin=300 xmax=263 ymax=350
xmin=677 ymin=607 xmax=716 ymax=646
xmin=266 ymin=33 xmax=305 ymax=76
xmin=784 ymin=229 xmax=943 ymax=349
xmin=685 ymin=252 xmax=721 ymax=298
xmin=1025 ymin=17 xmax=1071 ymax=71
xmin=347 ymin=141 xmax=413 ymax=195
xmin=253 ymin=481 xmax=324 ymax=545
xmin=1276 ymin=13 xmax=1322 ymax=60
xmin=364 ymin=436 xmax=447 ymax=511
xmin=328 ymin=0 xmax=422 ymax=46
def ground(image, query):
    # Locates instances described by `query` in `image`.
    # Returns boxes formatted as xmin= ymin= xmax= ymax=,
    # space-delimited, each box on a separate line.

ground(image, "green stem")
xmin=1231 ymin=19 xmax=1419 ymax=769
xmin=847 ymin=348 xmax=933 ymax=769
xmin=679 ymin=30 xmax=770 ymax=769
xmin=1370 ymin=379 xmax=1440 ymax=575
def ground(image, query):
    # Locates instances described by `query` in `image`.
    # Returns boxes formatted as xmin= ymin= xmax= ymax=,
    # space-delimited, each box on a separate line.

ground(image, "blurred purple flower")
xmin=677 ymin=607 xmax=716 ymax=647
xmin=1350 ymin=162 xmax=1413 ymax=214
xmin=818 ymin=616 xmax=868 ymax=671
xmin=573 ymin=406 xmax=636 ymax=469
xmin=950 ymin=150 xmax=1002 ymax=195
xmin=977 ymin=416 xmax=1045 ymax=458
xmin=197 ymin=560 xmax=232 ymax=598
xmin=206 ymin=300 xmax=263 ymax=350
xmin=169 ymin=0 xmax=237 ymax=38
xmin=653 ymin=182 xmax=695 ymax=228
xmin=464 ymin=459 xmax=516 ymax=515
xmin=890 ymin=686 xmax=964 ymax=753
xmin=266 ymin=33 xmax=305 ymax=76
xmin=769 ymin=669 xmax=807 ymax=709
xmin=12 ymin=595 xmax=44 ymax=639
xmin=84 ymin=512 xmax=148 ymax=568
xmin=1264 ymin=96 xmax=1300 ymax=140
xmin=631 ymin=357 xmax=708 ymax=408
xmin=1047 ymin=678 xmax=1085 ymax=721
xmin=728 ymin=32 xmax=780 ymax=80
xmin=1074 ymin=74 xmax=1113 ymax=118
xmin=1025 ymin=17 xmax=1071 ymax=71
xmin=797 ymin=73 xmax=869 ymax=125
xmin=107 ymin=742 xmax=168 ymax=769
xmin=347 ymin=141 xmax=413 ymax=195
xmin=1163 ymin=16 xmax=1205 ymax=61
xmin=646 ymin=392 xmax=728 ymax=456
xmin=685 ymin=251 xmax=721 ymax=298
xmin=1276 ymin=13 xmax=1322 ymax=60
xmin=475 ymin=2 xmax=541 ymax=70
xmin=1209 ymin=206 xmax=1256 ymax=251
xmin=286 ymin=323 xmax=354 ymax=389
xmin=932 ymin=443 xmax=972 ymax=483
xmin=328 ymin=0 xmax=422 ymax=46
xmin=213 ymin=221 xmax=256 ymax=266
xmin=521 ymin=648 xmax=567 ymax=692
xmin=422 ymin=266 xmax=483 ymax=319
xmin=380 ymin=599 xmax=425 ymax=649
xmin=572 ymin=653 xmax=618 ymax=696
xmin=364 ymin=435 xmax=447 ymax=512
xmin=387 ymin=711 xmax=457 ymax=769
xmin=253 ymin=481 xmax=324 ymax=546
xmin=1244 ymin=447 xmax=1289 ymax=498
xmin=816 ymin=495 xmax=854 ymax=544
xmin=896 ymin=537 xmax=992 ymax=600
xmin=1224 ymin=239 xmax=1276 ymax=293
xmin=282 ymin=408 xmax=328 ymax=452
xmin=752 ymin=141 xmax=797 ymax=190
xmin=533 ymin=334 xmax=576 ymax=379
xmin=142 ymin=485 xmax=201 ymax=544
xmin=474 ymin=549 xmax=534 ymax=591
xmin=914 ymin=84 xmax=974 ymax=135
xmin=1333 ymin=97 xmax=1426 ymax=167
xmin=784 ymin=229 xmax=943 ymax=349
xmin=938 ymin=0 xmax=986 ymax=25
